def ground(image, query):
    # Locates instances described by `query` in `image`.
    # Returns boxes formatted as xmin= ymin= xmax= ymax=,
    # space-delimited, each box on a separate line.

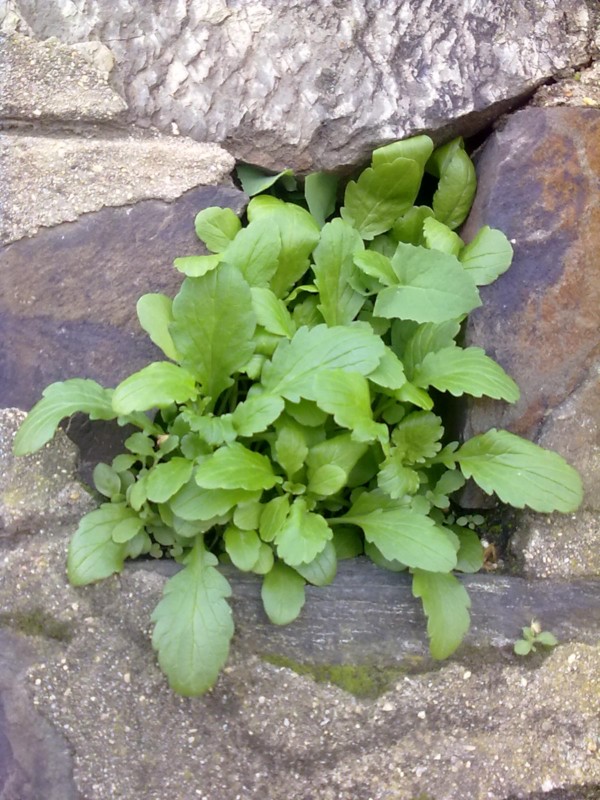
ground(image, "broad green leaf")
xmin=232 ymin=393 xmax=285 ymax=436
xmin=247 ymin=197 xmax=320 ymax=297
xmin=13 ymin=379 xmax=116 ymax=455
xmin=170 ymin=265 xmax=256 ymax=404
xmin=233 ymin=499 xmax=262 ymax=531
xmin=400 ymin=321 xmax=461 ymax=378
xmin=250 ymin=287 xmax=296 ymax=337
xmin=312 ymin=219 xmax=365 ymax=326
xmin=112 ymin=362 xmax=198 ymax=414
xmin=67 ymin=504 xmax=129 ymax=585
xmin=224 ymin=526 xmax=262 ymax=571
xmin=428 ymin=469 xmax=466 ymax=508
xmin=221 ymin=217 xmax=281 ymax=287
xmin=395 ymin=382 xmax=434 ymax=411
xmin=285 ymin=398 xmax=329 ymax=428
xmin=304 ymin=171 xmax=339 ymax=227
xmin=124 ymin=432 xmax=156 ymax=457
xmin=422 ymin=216 xmax=463 ymax=256
xmin=127 ymin=473 xmax=149 ymax=512
xmin=453 ymin=527 xmax=485 ymax=573
xmin=392 ymin=206 xmax=434 ymax=246
xmin=195 ymin=442 xmax=279 ymax=491
xmin=261 ymin=561 xmax=306 ymax=625
xmin=459 ymin=226 xmax=513 ymax=286
xmin=275 ymin=499 xmax=333 ymax=566
xmin=194 ymin=207 xmax=241 ymax=253
xmin=251 ymin=542 xmax=275 ymax=575
xmin=146 ymin=458 xmax=194 ymax=503
xmin=136 ymin=294 xmax=180 ymax=361
xmin=183 ymin=412 xmax=236 ymax=447
xmin=259 ymin=495 xmax=290 ymax=543
xmin=170 ymin=480 xmax=257 ymax=521
xmin=341 ymin=159 xmax=421 ymax=240
xmin=307 ymin=464 xmax=347 ymax=496
xmin=392 ymin=411 xmax=444 ymax=463
xmin=307 ymin=433 xmax=369 ymax=480
xmin=412 ymin=570 xmax=471 ymax=658
xmin=367 ymin=346 xmax=406 ymax=392
xmin=372 ymin=135 xmax=434 ymax=170
xmin=173 ymin=254 xmax=221 ymax=278
xmin=237 ymin=165 xmax=294 ymax=196
xmin=340 ymin=505 xmax=457 ymax=571
xmin=455 ymin=429 xmax=583 ymax=512
xmin=537 ymin=631 xmax=558 ymax=647
xmin=332 ymin=527 xmax=364 ymax=559
xmin=93 ymin=463 xmax=121 ymax=499
xmin=273 ymin=415 xmax=309 ymax=477
xmin=294 ymin=540 xmax=337 ymax=585
xmin=353 ymin=250 xmax=397 ymax=286
xmin=313 ymin=369 xmax=387 ymax=444
xmin=373 ymin=243 xmax=481 ymax=323
xmin=377 ymin=453 xmax=420 ymax=499
xmin=112 ymin=515 xmax=145 ymax=544
xmin=364 ymin=540 xmax=407 ymax=572
xmin=151 ymin=541 xmax=234 ymax=695
xmin=262 ymin=323 xmax=385 ymax=402
xmin=514 ymin=639 xmax=533 ymax=656
xmin=413 ymin=346 xmax=520 ymax=402
xmin=432 ymin=144 xmax=476 ymax=230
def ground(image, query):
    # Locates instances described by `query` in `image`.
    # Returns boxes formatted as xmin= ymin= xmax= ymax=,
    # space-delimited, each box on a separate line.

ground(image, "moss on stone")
xmin=0 ymin=609 xmax=73 ymax=642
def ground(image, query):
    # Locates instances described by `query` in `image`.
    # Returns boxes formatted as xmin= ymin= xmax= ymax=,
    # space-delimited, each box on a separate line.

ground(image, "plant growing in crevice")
xmin=14 ymin=135 xmax=583 ymax=695
xmin=514 ymin=620 xmax=558 ymax=656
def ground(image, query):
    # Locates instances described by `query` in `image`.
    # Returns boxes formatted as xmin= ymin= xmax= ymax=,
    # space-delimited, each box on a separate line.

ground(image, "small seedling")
xmin=514 ymin=619 xmax=558 ymax=656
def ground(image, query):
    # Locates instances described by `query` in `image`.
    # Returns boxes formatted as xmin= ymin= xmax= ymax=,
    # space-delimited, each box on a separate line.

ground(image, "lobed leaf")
xmin=275 ymin=498 xmax=333 ymax=566
xmin=194 ymin=206 xmax=241 ymax=253
xmin=67 ymin=504 xmax=129 ymax=585
xmin=195 ymin=442 xmax=280 ymax=492
xmin=151 ymin=542 xmax=234 ymax=695
xmin=112 ymin=362 xmax=198 ymax=414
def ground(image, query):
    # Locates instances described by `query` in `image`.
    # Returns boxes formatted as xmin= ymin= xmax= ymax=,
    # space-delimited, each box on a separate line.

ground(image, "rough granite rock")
xmin=6 ymin=0 xmax=595 ymax=172
xmin=0 ymin=408 xmax=94 ymax=536
xmin=0 ymin=130 xmax=236 ymax=243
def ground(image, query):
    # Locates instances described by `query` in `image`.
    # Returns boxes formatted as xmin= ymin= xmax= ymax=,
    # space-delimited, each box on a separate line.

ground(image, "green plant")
xmin=514 ymin=620 xmax=558 ymax=656
xmin=13 ymin=135 xmax=582 ymax=695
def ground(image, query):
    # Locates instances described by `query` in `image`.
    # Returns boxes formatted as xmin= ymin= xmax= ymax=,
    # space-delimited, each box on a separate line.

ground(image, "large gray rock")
xmin=7 ymin=0 xmax=595 ymax=172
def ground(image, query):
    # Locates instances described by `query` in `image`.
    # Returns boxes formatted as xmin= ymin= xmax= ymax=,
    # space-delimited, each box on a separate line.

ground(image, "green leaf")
xmin=455 ymin=429 xmax=584 ymax=512
xmin=285 ymin=399 xmax=329 ymax=428
xmin=250 ymin=288 xmax=296 ymax=337
xmin=183 ymin=412 xmax=236 ymax=447
xmin=151 ymin=541 xmax=234 ymax=695
xmin=233 ymin=499 xmax=262 ymax=531
xmin=247 ymin=197 xmax=320 ymax=297
xmin=262 ymin=323 xmax=384 ymax=402
xmin=13 ymin=379 xmax=116 ymax=455
xmin=422 ymin=216 xmax=463 ymax=256
xmin=275 ymin=498 xmax=333 ymax=566
xmin=514 ymin=639 xmax=533 ymax=656
xmin=273 ymin=415 xmax=309 ymax=477
xmin=454 ymin=527 xmax=485 ymax=573
xmin=367 ymin=347 xmax=406 ymax=392
xmin=373 ymin=243 xmax=481 ymax=324
xmin=412 ymin=570 xmax=471 ymax=659
xmin=307 ymin=433 xmax=369 ymax=481
xmin=294 ymin=540 xmax=337 ymax=586
xmin=194 ymin=207 xmax=241 ymax=253
xmin=195 ymin=443 xmax=279 ymax=491
xmin=237 ymin=165 xmax=295 ymax=196
xmin=146 ymin=458 xmax=194 ymax=503
xmin=392 ymin=206 xmax=434 ymax=246
xmin=392 ymin=411 xmax=444 ymax=463
xmin=173 ymin=254 xmax=221 ymax=278
xmin=313 ymin=369 xmax=387 ymax=444
xmin=221 ymin=217 xmax=281 ymax=287
xmin=431 ymin=143 xmax=477 ymax=230
xmin=251 ymin=542 xmax=275 ymax=575
xmin=170 ymin=480 xmax=257 ymax=521
xmin=340 ymin=503 xmax=457 ymax=571
xmin=536 ymin=631 xmax=558 ymax=647
xmin=67 ymin=504 xmax=129 ymax=585
xmin=224 ymin=526 xmax=262 ymax=571
xmin=259 ymin=495 xmax=290 ymax=543
xmin=124 ymin=432 xmax=156 ymax=457
xmin=377 ymin=453 xmax=420 ymax=499
xmin=364 ymin=540 xmax=407 ymax=572
xmin=372 ymin=136 xmax=434 ymax=170
xmin=232 ymin=393 xmax=285 ymax=436
xmin=332 ymin=527 xmax=364 ymax=559
xmin=353 ymin=250 xmax=397 ymax=286
xmin=93 ymin=463 xmax=122 ymax=499
xmin=400 ymin=321 xmax=461 ymax=378
xmin=261 ymin=561 xmax=306 ymax=625
xmin=307 ymin=463 xmax=347 ymax=496
xmin=304 ymin=171 xmax=339 ymax=227
xmin=112 ymin=362 xmax=198 ymax=414
xmin=459 ymin=226 xmax=513 ymax=286
xmin=428 ymin=469 xmax=466 ymax=508
xmin=136 ymin=294 xmax=180 ymax=361
xmin=170 ymin=265 xmax=256 ymax=404
xmin=112 ymin=515 xmax=145 ymax=544
xmin=413 ymin=346 xmax=520 ymax=402
xmin=312 ymin=219 xmax=365 ymax=326
xmin=341 ymin=159 xmax=421 ymax=239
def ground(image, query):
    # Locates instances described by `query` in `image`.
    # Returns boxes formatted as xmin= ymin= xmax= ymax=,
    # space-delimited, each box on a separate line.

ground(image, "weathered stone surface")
xmin=534 ymin=60 xmax=600 ymax=109
xmin=6 ymin=0 xmax=595 ymax=172
xmin=0 ymin=184 xmax=245 ymax=467
xmin=2 ymin=523 xmax=600 ymax=800
xmin=0 ymin=131 xmax=236 ymax=243
xmin=0 ymin=31 xmax=126 ymax=123
xmin=0 ymin=408 xmax=93 ymax=536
